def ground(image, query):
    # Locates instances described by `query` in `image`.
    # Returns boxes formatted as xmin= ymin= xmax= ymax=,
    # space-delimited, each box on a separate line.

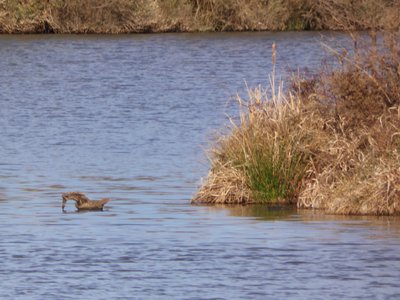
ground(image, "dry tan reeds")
xmin=192 ymin=48 xmax=322 ymax=204
xmin=192 ymin=163 xmax=252 ymax=204
xmin=194 ymin=33 xmax=400 ymax=215
xmin=192 ymin=79 xmax=325 ymax=205
xmin=298 ymin=106 xmax=400 ymax=215
xmin=1 ymin=0 xmax=400 ymax=33
xmin=297 ymin=33 xmax=400 ymax=215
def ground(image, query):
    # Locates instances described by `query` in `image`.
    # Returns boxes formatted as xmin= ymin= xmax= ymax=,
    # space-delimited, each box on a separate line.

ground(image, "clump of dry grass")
xmin=194 ymin=33 xmax=400 ymax=215
xmin=194 ymin=44 xmax=323 ymax=205
xmin=192 ymin=163 xmax=252 ymax=204
xmin=192 ymin=79 xmax=325 ymax=205
xmin=297 ymin=33 xmax=400 ymax=215
xmin=299 ymin=128 xmax=400 ymax=215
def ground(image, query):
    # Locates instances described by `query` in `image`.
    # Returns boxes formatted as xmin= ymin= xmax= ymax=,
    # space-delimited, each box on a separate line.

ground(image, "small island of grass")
xmin=193 ymin=33 xmax=400 ymax=215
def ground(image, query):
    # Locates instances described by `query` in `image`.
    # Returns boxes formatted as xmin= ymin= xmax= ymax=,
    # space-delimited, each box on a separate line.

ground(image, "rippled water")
xmin=1 ymin=32 xmax=400 ymax=299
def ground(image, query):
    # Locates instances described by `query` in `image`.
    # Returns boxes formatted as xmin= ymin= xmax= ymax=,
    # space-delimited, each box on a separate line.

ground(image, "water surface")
xmin=1 ymin=32 xmax=399 ymax=299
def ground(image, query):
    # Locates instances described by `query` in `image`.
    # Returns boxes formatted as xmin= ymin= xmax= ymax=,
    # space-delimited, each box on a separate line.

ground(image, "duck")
xmin=62 ymin=192 xmax=110 ymax=211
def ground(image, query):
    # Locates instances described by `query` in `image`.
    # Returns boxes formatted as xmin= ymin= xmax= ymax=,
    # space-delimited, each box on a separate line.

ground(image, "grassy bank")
xmin=1 ymin=0 xmax=400 ymax=33
xmin=193 ymin=33 xmax=400 ymax=215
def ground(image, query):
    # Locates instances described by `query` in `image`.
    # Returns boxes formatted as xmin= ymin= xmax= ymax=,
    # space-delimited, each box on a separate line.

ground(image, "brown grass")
xmin=193 ymin=33 xmax=400 ymax=215
xmin=193 ymin=49 xmax=325 ymax=205
xmin=192 ymin=163 xmax=252 ymax=204
xmin=1 ymin=0 xmax=400 ymax=33
xmin=297 ymin=33 xmax=400 ymax=215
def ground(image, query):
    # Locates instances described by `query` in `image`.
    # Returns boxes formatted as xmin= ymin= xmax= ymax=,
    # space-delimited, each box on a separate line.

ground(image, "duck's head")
xmin=61 ymin=194 xmax=68 ymax=211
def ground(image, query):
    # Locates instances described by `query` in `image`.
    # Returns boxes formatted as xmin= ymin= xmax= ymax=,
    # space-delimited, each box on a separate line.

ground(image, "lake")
xmin=1 ymin=32 xmax=399 ymax=299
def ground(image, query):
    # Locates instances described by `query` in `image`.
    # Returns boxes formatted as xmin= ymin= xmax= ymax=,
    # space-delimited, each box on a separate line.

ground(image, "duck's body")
xmin=62 ymin=192 xmax=110 ymax=211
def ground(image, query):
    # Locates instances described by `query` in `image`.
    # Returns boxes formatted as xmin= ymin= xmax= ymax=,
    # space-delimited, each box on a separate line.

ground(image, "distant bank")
xmin=1 ymin=0 xmax=399 ymax=34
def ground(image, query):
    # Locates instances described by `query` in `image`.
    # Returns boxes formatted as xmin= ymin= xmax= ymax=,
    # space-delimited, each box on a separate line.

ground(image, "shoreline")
xmin=1 ymin=1 xmax=399 ymax=34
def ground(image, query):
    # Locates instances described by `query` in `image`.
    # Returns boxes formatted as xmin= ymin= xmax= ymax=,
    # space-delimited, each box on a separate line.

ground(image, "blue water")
xmin=1 ymin=32 xmax=399 ymax=299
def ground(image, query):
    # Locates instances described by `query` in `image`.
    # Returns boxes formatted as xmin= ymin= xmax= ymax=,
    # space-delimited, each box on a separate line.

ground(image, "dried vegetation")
xmin=0 ymin=0 xmax=400 ymax=33
xmin=194 ymin=34 xmax=400 ymax=215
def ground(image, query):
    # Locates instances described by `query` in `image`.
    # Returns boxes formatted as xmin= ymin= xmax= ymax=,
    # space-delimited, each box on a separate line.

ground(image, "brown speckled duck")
xmin=62 ymin=192 xmax=110 ymax=211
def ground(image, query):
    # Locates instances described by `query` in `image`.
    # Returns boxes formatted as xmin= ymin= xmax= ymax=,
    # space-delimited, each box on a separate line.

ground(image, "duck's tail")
xmin=98 ymin=198 xmax=111 ymax=207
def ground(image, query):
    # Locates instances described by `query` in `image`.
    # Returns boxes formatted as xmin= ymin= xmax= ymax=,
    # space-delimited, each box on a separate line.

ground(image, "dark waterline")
xmin=1 ymin=32 xmax=399 ymax=299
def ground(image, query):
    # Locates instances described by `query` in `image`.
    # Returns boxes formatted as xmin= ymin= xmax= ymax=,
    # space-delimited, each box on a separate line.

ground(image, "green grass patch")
xmin=243 ymin=142 xmax=305 ymax=203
